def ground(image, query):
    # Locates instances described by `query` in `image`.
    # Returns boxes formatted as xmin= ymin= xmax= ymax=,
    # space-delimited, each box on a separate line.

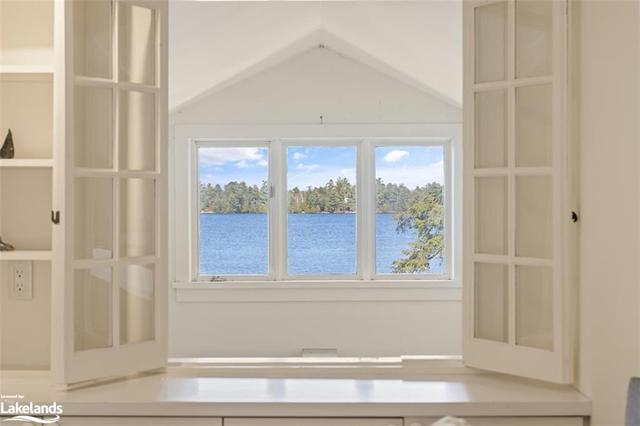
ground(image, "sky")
xmin=199 ymin=145 xmax=444 ymax=189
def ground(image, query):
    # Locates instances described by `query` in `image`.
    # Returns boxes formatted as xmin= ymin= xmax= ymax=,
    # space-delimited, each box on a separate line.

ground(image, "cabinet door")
xmin=407 ymin=418 xmax=584 ymax=426
xmin=51 ymin=0 xmax=168 ymax=385
xmin=53 ymin=418 xmax=221 ymax=426
xmin=463 ymin=0 xmax=574 ymax=384
xmin=225 ymin=419 xmax=402 ymax=426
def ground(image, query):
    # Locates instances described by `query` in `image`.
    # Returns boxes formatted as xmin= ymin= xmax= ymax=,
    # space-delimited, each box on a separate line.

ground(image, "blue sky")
xmin=199 ymin=145 xmax=444 ymax=188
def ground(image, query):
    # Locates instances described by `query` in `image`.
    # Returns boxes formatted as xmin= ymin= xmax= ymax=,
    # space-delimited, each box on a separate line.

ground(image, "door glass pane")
xmin=475 ymin=89 xmax=507 ymax=168
xmin=120 ymin=178 xmax=155 ymax=257
xmin=516 ymin=84 xmax=552 ymax=167
xmin=516 ymin=0 xmax=553 ymax=79
xmin=119 ymin=90 xmax=155 ymax=171
xmin=119 ymin=4 xmax=156 ymax=85
xmin=475 ymin=2 xmax=507 ymax=83
xmin=75 ymin=86 xmax=113 ymax=169
xmin=74 ymin=267 xmax=113 ymax=351
xmin=475 ymin=263 xmax=508 ymax=343
xmin=287 ymin=146 xmax=356 ymax=275
xmin=73 ymin=0 xmax=112 ymax=79
xmin=516 ymin=175 xmax=552 ymax=259
xmin=75 ymin=177 xmax=113 ymax=260
xmin=516 ymin=265 xmax=553 ymax=350
xmin=120 ymin=263 xmax=155 ymax=345
xmin=375 ymin=146 xmax=445 ymax=274
xmin=198 ymin=146 xmax=269 ymax=275
xmin=475 ymin=176 xmax=507 ymax=255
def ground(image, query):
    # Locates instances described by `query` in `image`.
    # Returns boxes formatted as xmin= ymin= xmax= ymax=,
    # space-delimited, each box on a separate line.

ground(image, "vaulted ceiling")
xmin=169 ymin=1 xmax=462 ymax=111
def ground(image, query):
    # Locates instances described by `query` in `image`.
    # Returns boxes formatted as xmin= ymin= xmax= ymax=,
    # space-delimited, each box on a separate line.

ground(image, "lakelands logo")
xmin=0 ymin=398 xmax=63 ymax=424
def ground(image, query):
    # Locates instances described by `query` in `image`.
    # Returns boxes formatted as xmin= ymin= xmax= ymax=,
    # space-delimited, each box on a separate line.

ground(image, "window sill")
xmin=172 ymin=280 xmax=462 ymax=302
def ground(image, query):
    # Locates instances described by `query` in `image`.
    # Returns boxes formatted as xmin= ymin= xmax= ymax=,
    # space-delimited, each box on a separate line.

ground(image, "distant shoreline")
xmin=199 ymin=211 xmax=397 ymax=215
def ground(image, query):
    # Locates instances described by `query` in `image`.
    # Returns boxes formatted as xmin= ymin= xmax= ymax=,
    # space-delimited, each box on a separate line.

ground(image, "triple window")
xmin=194 ymin=139 xmax=451 ymax=281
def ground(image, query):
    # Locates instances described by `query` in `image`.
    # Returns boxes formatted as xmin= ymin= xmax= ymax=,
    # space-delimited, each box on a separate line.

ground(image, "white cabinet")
xmin=54 ymin=418 xmax=222 ymax=426
xmin=406 ymin=417 xmax=584 ymax=426
xmin=225 ymin=419 xmax=402 ymax=426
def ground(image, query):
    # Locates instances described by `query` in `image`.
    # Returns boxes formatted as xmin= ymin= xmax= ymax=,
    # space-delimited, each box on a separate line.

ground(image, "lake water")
xmin=199 ymin=213 xmax=443 ymax=276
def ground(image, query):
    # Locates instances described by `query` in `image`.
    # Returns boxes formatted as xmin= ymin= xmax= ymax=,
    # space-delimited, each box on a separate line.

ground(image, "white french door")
xmin=52 ymin=0 xmax=168 ymax=385
xmin=463 ymin=0 xmax=574 ymax=383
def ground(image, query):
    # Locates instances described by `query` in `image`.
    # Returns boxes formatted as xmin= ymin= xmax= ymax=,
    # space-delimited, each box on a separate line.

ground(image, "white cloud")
xmin=289 ymin=167 xmax=356 ymax=189
xmin=257 ymin=159 xmax=268 ymax=167
xmin=199 ymin=147 xmax=265 ymax=167
xmin=377 ymin=161 xmax=444 ymax=187
xmin=296 ymin=163 xmax=320 ymax=172
xmin=383 ymin=150 xmax=410 ymax=163
xmin=292 ymin=152 xmax=306 ymax=161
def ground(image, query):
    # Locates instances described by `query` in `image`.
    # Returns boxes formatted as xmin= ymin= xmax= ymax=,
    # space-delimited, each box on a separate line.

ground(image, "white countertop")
xmin=0 ymin=370 xmax=591 ymax=417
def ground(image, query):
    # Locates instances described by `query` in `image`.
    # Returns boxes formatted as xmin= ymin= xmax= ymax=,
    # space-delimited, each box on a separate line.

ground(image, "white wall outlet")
xmin=10 ymin=261 xmax=32 ymax=300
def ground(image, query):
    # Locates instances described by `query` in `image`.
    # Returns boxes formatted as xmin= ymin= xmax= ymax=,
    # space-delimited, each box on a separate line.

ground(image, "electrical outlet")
xmin=10 ymin=261 xmax=32 ymax=300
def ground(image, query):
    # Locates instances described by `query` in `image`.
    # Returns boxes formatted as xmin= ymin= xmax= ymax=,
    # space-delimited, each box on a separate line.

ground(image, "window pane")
xmin=120 ymin=263 xmax=155 ymax=345
xmin=74 ymin=177 xmax=113 ymax=260
xmin=475 ymin=89 xmax=507 ymax=168
xmin=516 ymin=84 xmax=552 ymax=167
xmin=516 ymin=265 xmax=553 ymax=350
xmin=287 ymin=146 xmax=356 ymax=275
xmin=516 ymin=175 xmax=552 ymax=259
xmin=120 ymin=178 xmax=155 ymax=257
xmin=119 ymin=89 xmax=156 ymax=172
xmin=119 ymin=4 xmax=156 ymax=85
xmin=73 ymin=0 xmax=112 ymax=79
xmin=474 ymin=262 xmax=508 ymax=343
xmin=198 ymin=147 xmax=269 ymax=275
xmin=74 ymin=266 xmax=113 ymax=351
xmin=75 ymin=85 xmax=113 ymax=169
xmin=474 ymin=2 xmax=507 ymax=83
xmin=375 ymin=146 xmax=445 ymax=274
xmin=475 ymin=176 xmax=508 ymax=255
xmin=516 ymin=0 xmax=553 ymax=79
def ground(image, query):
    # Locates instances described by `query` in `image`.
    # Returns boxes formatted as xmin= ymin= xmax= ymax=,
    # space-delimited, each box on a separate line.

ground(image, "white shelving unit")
xmin=0 ymin=65 xmax=54 ymax=75
xmin=0 ymin=0 xmax=55 ymax=257
xmin=0 ymin=0 xmax=56 ymax=370
xmin=0 ymin=250 xmax=53 ymax=261
xmin=0 ymin=159 xmax=53 ymax=168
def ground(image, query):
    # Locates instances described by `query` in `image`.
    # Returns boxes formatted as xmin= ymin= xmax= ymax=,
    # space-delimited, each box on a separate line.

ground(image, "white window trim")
xmin=171 ymin=124 xmax=462 ymax=302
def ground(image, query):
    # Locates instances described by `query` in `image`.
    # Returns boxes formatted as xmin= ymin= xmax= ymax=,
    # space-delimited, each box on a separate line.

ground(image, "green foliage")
xmin=392 ymin=182 xmax=444 ymax=273
xmin=289 ymin=177 xmax=356 ymax=213
xmin=199 ymin=178 xmax=444 ymax=273
xmin=200 ymin=181 xmax=269 ymax=214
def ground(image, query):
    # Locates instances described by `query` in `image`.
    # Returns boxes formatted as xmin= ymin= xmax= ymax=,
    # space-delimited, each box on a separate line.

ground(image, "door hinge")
xmin=51 ymin=210 xmax=60 ymax=224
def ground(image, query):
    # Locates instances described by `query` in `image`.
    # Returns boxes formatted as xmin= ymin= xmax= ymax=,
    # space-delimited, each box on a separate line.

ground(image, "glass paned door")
xmin=464 ymin=0 xmax=572 ymax=383
xmin=53 ymin=0 xmax=167 ymax=385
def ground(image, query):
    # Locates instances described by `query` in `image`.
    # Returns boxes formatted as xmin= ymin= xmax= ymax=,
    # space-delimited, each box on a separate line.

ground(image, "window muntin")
xmin=287 ymin=146 xmax=357 ymax=276
xmin=195 ymin=139 xmax=451 ymax=282
xmin=374 ymin=145 xmax=446 ymax=276
xmin=197 ymin=146 xmax=270 ymax=276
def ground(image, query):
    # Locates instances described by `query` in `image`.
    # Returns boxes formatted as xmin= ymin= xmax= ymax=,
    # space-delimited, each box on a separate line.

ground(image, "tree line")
xmin=200 ymin=178 xmax=442 ymax=214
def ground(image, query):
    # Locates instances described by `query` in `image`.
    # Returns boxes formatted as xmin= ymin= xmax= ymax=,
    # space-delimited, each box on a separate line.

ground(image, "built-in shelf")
xmin=0 ymin=250 xmax=53 ymax=261
xmin=0 ymin=65 xmax=54 ymax=75
xmin=0 ymin=159 xmax=53 ymax=168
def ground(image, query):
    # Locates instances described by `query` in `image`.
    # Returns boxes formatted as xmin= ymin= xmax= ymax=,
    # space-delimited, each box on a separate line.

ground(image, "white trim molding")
xmin=171 ymin=123 xmax=462 ymax=302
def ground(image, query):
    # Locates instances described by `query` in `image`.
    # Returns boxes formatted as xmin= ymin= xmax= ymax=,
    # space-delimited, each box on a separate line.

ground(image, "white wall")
xmin=169 ymin=1 xmax=462 ymax=110
xmin=170 ymin=47 xmax=462 ymax=358
xmin=172 ymin=47 xmax=461 ymax=124
xmin=0 ymin=261 xmax=51 ymax=369
xmin=576 ymin=1 xmax=640 ymax=425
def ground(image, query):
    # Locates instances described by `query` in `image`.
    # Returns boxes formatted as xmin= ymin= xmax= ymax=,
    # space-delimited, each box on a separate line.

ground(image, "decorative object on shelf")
xmin=0 ymin=129 xmax=15 ymax=159
xmin=0 ymin=236 xmax=15 ymax=251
